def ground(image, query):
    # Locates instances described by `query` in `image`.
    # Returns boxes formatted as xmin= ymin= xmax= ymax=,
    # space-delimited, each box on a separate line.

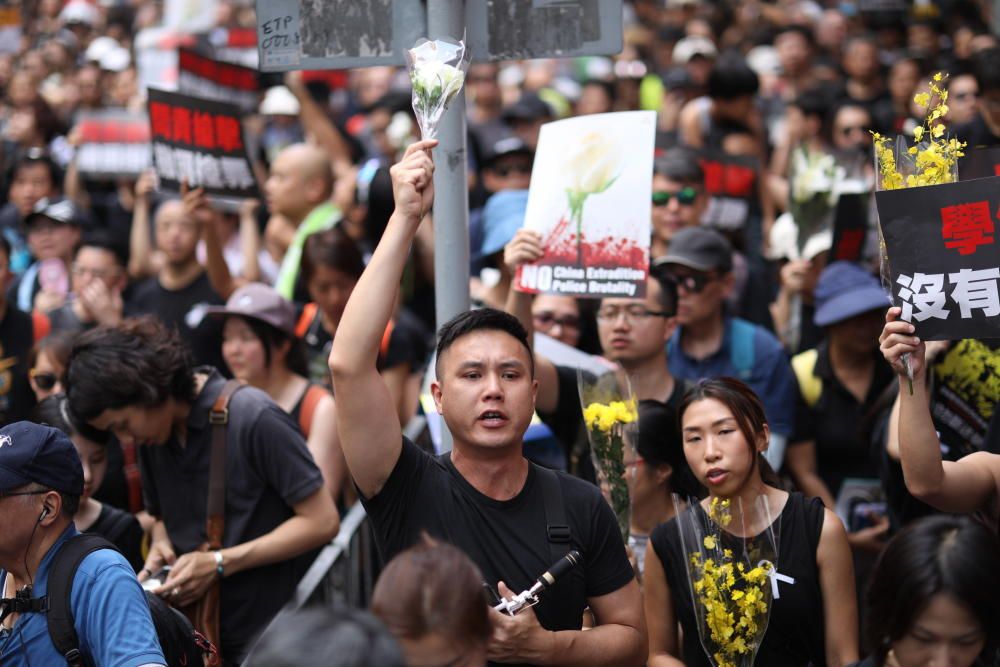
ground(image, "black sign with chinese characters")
xmin=177 ymin=48 xmax=261 ymax=113
xmin=877 ymin=175 xmax=1000 ymax=340
xmin=73 ymin=111 xmax=151 ymax=180
xmin=830 ymin=193 xmax=870 ymax=263
xmin=147 ymin=88 xmax=260 ymax=200
xmin=697 ymin=150 xmax=758 ymax=231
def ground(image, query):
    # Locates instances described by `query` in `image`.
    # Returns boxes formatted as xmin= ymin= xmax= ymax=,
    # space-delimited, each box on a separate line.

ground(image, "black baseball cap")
xmin=482 ymin=136 xmax=534 ymax=167
xmin=653 ymin=227 xmax=733 ymax=274
xmin=25 ymin=197 xmax=82 ymax=228
xmin=0 ymin=421 xmax=84 ymax=496
xmin=502 ymin=92 xmax=554 ymax=122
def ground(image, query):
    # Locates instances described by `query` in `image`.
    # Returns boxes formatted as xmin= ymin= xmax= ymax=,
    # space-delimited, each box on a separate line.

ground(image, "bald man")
xmin=266 ymin=143 xmax=341 ymax=299
xmin=126 ymin=199 xmax=227 ymax=369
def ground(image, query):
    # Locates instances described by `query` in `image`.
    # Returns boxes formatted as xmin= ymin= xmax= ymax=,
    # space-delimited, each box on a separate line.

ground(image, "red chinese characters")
xmin=214 ymin=115 xmax=243 ymax=152
xmin=941 ymin=200 xmax=996 ymax=255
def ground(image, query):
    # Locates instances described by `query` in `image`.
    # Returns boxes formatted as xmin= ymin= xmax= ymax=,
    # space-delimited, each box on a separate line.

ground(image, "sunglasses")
xmin=652 ymin=187 xmax=699 ymax=207
xmin=839 ymin=125 xmax=868 ymax=136
xmin=533 ymin=311 xmax=581 ymax=330
xmin=30 ymin=369 xmax=59 ymax=391
xmin=660 ymin=272 xmax=717 ymax=294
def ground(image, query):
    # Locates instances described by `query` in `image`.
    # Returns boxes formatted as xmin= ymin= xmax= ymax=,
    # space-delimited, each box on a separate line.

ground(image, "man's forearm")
xmin=539 ymin=625 xmax=645 ymax=667
xmin=221 ymin=498 xmax=338 ymax=576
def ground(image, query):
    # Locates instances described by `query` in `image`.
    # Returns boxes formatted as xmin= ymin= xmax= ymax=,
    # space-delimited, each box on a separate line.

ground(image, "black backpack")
xmin=46 ymin=533 xmax=217 ymax=666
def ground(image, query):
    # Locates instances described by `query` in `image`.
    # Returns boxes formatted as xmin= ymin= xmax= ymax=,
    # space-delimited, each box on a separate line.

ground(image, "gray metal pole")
xmin=427 ymin=0 xmax=469 ymax=453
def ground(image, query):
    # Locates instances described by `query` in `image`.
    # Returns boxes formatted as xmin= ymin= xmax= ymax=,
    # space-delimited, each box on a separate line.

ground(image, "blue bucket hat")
xmin=479 ymin=189 xmax=529 ymax=259
xmin=0 ymin=421 xmax=84 ymax=496
xmin=813 ymin=261 xmax=890 ymax=327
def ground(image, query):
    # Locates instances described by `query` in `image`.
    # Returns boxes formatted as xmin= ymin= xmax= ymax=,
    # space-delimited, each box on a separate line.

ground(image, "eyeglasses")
xmin=596 ymin=304 xmax=671 ymax=322
xmin=661 ymin=272 xmax=717 ymax=294
xmin=30 ymin=369 xmax=58 ymax=391
xmin=0 ymin=490 xmax=48 ymax=500
xmin=652 ymin=187 xmax=699 ymax=207
xmin=493 ymin=164 xmax=532 ymax=177
xmin=533 ymin=311 xmax=581 ymax=330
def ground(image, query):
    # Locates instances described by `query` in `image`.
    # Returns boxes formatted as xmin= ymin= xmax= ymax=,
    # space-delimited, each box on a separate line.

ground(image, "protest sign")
xmin=829 ymin=193 xmax=870 ymax=263
xmin=147 ymin=88 xmax=260 ymax=200
xmin=930 ymin=339 xmax=1000 ymax=456
xmin=177 ymin=48 xmax=260 ymax=113
xmin=959 ymin=146 xmax=1000 ymax=181
xmin=515 ymin=111 xmax=655 ymax=299
xmin=73 ymin=111 xmax=151 ymax=180
xmin=164 ymin=0 xmax=218 ymax=32
xmin=877 ymin=175 xmax=1000 ymax=340
xmin=697 ymin=150 xmax=757 ymax=231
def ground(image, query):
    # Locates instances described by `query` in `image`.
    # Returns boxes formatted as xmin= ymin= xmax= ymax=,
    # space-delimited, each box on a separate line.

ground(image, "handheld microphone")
xmin=493 ymin=550 xmax=582 ymax=616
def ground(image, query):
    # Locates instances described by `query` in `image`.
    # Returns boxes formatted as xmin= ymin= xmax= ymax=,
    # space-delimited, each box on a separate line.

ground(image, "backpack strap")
xmin=208 ymin=380 xmax=243 ymax=549
xmin=728 ymin=318 xmax=756 ymax=381
xmin=297 ymin=384 xmax=327 ymax=439
xmin=47 ymin=534 xmax=118 ymax=667
xmin=791 ymin=348 xmax=823 ymax=408
xmin=534 ymin=466 xmax=572 ymax=565
xmin=295 ymin=303 xmax=319 ymax=339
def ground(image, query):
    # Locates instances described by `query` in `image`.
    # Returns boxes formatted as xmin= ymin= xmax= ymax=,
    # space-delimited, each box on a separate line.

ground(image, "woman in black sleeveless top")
xmin=644 ymin=378 xmax=858 ymax=666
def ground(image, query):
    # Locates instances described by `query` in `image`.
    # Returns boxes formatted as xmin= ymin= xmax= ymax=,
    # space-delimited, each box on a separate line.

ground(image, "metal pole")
xmin=427 ymin=0 xmax=469 ymax=453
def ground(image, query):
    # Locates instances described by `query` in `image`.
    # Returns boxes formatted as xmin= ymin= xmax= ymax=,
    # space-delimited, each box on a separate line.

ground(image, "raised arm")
xmin=238 ymin=198 xmax=262 ymax=282
xmin=128 ymin=169 xmax=162 ymax=279
xmin=329 ymin=140 xmax=437 ymax=498
xmin=182 ymin=184 xmax=237 ymax=299
xmin=285 ymin=71 xmax=354 ymax=173
xmin=502 ymin=229 xmax=561 ymax=414
xmin=880 ymin=306 xmax=999 ymax=513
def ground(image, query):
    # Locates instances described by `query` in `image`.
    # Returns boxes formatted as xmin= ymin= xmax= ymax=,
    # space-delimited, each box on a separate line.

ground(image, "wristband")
xmin=213 ymin=550 xmax=224 ymax=577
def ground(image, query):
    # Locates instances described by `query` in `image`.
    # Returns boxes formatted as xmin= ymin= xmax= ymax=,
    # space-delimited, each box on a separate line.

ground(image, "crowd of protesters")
xmin=1 ymin=0 xmax=1000 ymax=665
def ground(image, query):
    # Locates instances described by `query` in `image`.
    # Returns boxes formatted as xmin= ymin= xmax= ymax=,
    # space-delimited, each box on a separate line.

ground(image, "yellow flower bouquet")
xmin=872 ymin=72 xmax=967 ymax=392
xmin=673 ymin=495 xmax=783 ymax=667
xmin=578 ymin=370 xmax=637 ymax=542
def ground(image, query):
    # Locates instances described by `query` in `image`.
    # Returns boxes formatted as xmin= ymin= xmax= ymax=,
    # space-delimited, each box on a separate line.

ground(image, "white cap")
xmin=673 ymin=36 xmax=717 ymax=64
xmin=100 ymin=46 xmax=131 ymax=72
xmin=59 ymin=1 xmax=99 ymax=26
xmin=84 ymin=36 xmax=118 ymax=63
xmin=747 ymin=45 xmax=781 ymax=77
xmin=259 ymin=86 xmax=300 ymax=116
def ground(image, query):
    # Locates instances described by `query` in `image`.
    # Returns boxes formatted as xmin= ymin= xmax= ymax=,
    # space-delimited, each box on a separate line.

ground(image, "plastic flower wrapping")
xmin=578 ymin=370 xmax=637 ymax=543
xmin=405 ymin=36 xmax=470 ymax=140
xmin=673 ymin=495 xmax=784 ymax=667
xmin=872 ymin=72 xmax=966 ymax=392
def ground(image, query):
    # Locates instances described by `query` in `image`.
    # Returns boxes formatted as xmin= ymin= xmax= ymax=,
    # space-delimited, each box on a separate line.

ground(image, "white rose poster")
xmin=515 ymin=111 xmax=655 ymax=299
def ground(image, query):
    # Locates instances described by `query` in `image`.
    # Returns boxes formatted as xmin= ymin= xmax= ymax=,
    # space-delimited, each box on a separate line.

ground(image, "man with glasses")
xmin=650 ymin=148 xmax=708 ymax=259
xmin=0 ymin=421 xmax=165 ymax=666
xmin=653 ymin=226 xmax=797 ymax=469
xmin=955 ymin=48 xmax=1000 ymax=148
xmin=505 ymin=226 xmax=684 ymax=479
xmin=830 ymin=102 xmax=874 ymax=154
xmin=48 ymin=230 xmax=128 ymax=334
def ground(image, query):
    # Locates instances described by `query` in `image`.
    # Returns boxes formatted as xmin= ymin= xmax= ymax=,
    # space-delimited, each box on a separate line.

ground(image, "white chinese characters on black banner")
xmin=877 ymin=175 xmax=1000 ymax=340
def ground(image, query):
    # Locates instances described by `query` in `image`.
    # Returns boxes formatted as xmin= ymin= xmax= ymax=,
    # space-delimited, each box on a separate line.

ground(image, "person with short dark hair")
xmin=0 ymin=421 xmax=165 ymax=666
xmin=330 ymin=140 xmax=646 ymax=667
xmin=48 ymin=229 xmax=128 ymax=334
xmin=372 ymin=535 xmax=491 ymax=667
xmin=33 ymin=394 xmax=144 ymax=570
xmin=855 ymin=515 xmax=1000 ymax=667
xmin=0 ymin=153 xmax=61 ymax=276
xmin=954 ymin=47 xmax=1000 ymax=147
xmin=64 ymin=317 xmax=339 ymax=662
xmin=650 ymin=148 xmax=708 ymax=258
xmin=13 ymin=196 xmax=84 ymax=314
xmin=678 ymin=53 xmax=760 ymax=149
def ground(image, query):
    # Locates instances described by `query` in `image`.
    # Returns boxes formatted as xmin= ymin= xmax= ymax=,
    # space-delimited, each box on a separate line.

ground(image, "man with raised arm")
xmin=329 ymin=140 xmax=646 ymax=667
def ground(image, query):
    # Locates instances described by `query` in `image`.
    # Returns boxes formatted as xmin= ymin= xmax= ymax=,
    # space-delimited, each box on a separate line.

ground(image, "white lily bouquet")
xmin=788 ymin=146 xmax=841 ymax=254
xmin=405 ymin=37 xmax=470 ymax=140
xmin=673 ymin=495 xmax=788 ymax=667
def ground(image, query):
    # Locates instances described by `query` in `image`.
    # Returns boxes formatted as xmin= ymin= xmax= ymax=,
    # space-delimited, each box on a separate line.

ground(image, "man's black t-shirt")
xmin=955 ymin=114 xmax=1000 ymax=148
xmin=127 ymin=272 xmax=226 ymax=371
xmin=139 ymin=368 xmax=324 ymax=661
xmin=362 ymin=438 xmax=634 ymax=667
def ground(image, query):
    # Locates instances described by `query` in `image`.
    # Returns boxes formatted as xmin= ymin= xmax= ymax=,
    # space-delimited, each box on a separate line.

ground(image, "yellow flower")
xmin=933 ymin=72 xmax=943 ymax=81
xmin=913 ymin=91 xmax=931 ymax=107
xmin=913 ymin=126 xmax=924 ymax=141
xmin=932 ymin=123 xmax=945 ymax=138
xmin=703 ymin=535 xmax=717 ymax=549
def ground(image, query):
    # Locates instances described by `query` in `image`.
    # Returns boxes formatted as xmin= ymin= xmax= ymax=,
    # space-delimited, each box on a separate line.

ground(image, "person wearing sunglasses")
xmin=649 ymin=148 xmax=707 ymax=260
xmin=480 ymin=135 xmax=534 ymax=195
xmin=654 ymin=227 xmax=797 ymax=470
xmin=27 ymin=331 xmax=72 ymax=403
xmin=831 ymin=102 xmax=874 ymax=154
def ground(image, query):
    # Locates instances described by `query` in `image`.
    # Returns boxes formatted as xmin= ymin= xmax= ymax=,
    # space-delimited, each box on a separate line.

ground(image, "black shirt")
xmin=651 ymin=493 xmax=827 ymax=666
xmin=955 ymin=114 xmax=1000 ymax=149
xmin=84 ymin=503 xmax=145 ymax=572
xmin=361 ymin=437 xmax=634 ymax=667
xmin=790 ymin=342 xmax=895 ymax=498
xmin=139 ymin=368 xmax=324 ymax=660
xmin=0 ymin=303 xmax=36 ymax=425
xmin=127 ymin=272 xmax=226 ymax=371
